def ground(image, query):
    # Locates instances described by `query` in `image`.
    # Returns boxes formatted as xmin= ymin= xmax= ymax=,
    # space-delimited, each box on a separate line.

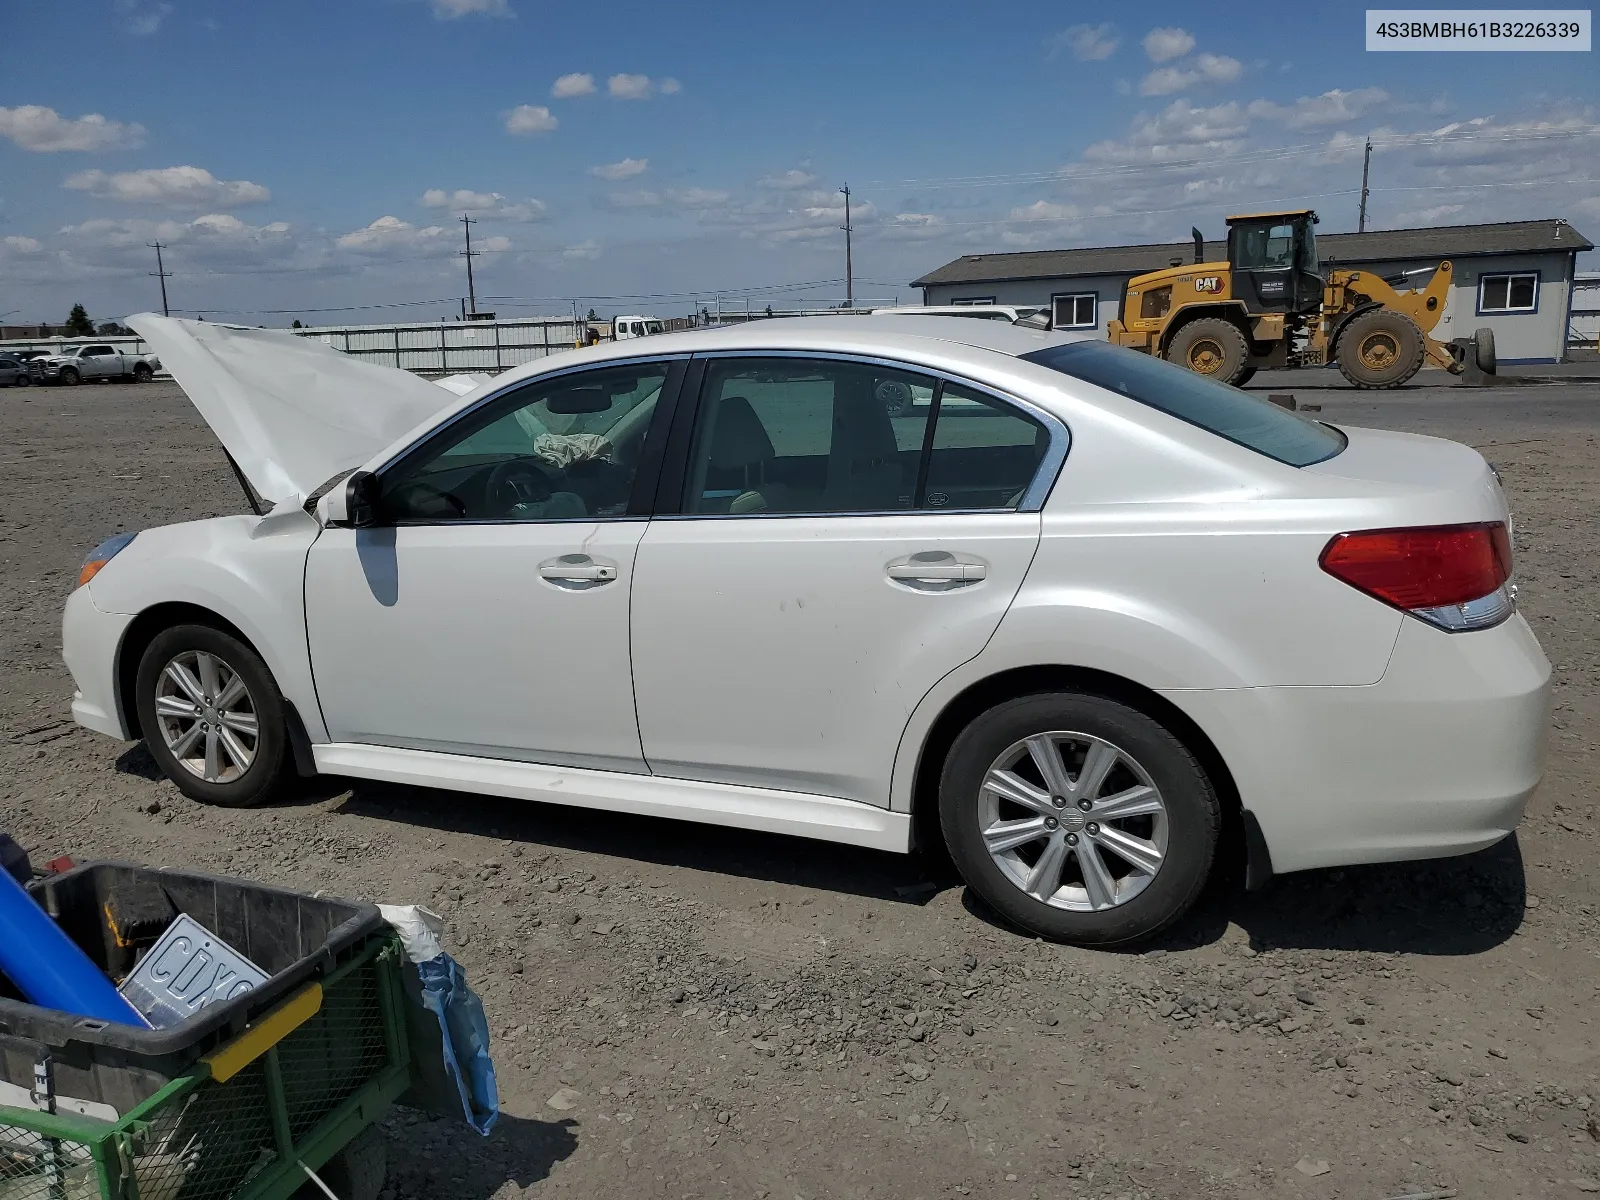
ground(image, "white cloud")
xmin=551 ymin=72 xmax=595 ymax=98
xmin=477 ymin=235 xmax=512 ymax=252
xmin=590 ymin=157 xmax=649 ymax=180
xmin=430 ymin=0 xmax=512 ymax=17
xmin=1050 ymin=23 xmax=1118 ymax=61
xmin=563 ymin=239 xmax=602 ymax=260
xmin=116 ymin=0 xmax=172 ymax=35
xmin=3 ymin=236 xmax=43 ymax=253
xmin=419 ymin=188 xmax=546 ymax=220
xmin=65 ymin=166 xmax=271 ymax=208
xmin=608 ymin=73 xmax=654 ymax=100
xmin=336 ymin=216 xmax=454 ymax=254
xmin=1143 ymin=27 xmax=1195 ymax=62
xmin=667 ymin=187 xmax=729 ymax=207
xmin=659 ymin=78 xmax=682 ymax=95
xmin=0 ymin=105 xmax=147 ymax=152
xmin=1141 ymin=52 xmax=1242 ymax=95
xmin=1247 ymin=87 xmax=1391 ymax=129
xmin=1084 ymin=99 xmax=1250 ymax=164
xmin=1008 ymin=200 xmax=1082 ymax=222
xmin=503 ymin=104 xmax=558 ymax=135
xmin=757 ymin=169 xmax=817 ymax=190
xmin=1395 ymin=203 xmax=1466 ymax=224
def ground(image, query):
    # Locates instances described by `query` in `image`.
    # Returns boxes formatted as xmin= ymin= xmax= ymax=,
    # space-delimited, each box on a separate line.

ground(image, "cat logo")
xmin=1194 ymin=276 xmax=1223 ymax=294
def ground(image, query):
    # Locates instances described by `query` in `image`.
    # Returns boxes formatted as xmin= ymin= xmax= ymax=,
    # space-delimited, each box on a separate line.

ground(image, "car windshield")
xmin=1021 ymin=340 xmax=1345 ymax=467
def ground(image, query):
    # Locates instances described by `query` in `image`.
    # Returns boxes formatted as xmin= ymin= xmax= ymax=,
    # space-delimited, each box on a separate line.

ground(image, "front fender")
xmin=87 ymin=509 xmax=327 ymax=740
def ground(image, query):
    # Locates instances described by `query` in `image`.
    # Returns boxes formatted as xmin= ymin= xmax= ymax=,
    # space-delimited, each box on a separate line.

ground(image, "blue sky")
xmin=1 ymin=0 xmax=1596 ymax=326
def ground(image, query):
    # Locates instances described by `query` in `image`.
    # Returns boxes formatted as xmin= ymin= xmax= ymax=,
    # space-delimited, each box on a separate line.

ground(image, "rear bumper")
xmin=1163 ymin=611 xmax=1551 ymax=875
xmin=62 ymin=586 xmax=135 ymax=740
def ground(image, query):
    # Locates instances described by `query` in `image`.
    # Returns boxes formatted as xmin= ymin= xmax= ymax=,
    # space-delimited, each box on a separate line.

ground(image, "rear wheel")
xmin=939 ymin=693 xmax=1220 ymax=945
xmin=134 ymin=624 xmax=293 ymax=808
xmin=1336 ymin=309 xmax=1425 ymax=388
xmin=1166 ymin=318 xmax=1251 ymax=385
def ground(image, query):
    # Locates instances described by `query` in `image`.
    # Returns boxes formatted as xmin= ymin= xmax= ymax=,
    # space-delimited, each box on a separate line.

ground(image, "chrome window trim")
xmin=673 ymin=348 xmax=1071 ymax=517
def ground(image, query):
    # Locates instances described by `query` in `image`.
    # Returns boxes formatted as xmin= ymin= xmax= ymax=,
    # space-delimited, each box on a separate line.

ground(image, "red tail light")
xmin=1320 ymin=522 xmax=1513 ymax=630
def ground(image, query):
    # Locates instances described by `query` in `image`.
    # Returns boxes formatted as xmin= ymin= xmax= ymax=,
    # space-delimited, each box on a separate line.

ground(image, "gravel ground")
xmin=2 ymin=377 xmax=1599 ymax=1200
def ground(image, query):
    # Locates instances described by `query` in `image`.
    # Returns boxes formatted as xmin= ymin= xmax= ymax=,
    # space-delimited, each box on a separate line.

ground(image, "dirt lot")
xmin=2 ymin=377 xmax=1598 ymax=1200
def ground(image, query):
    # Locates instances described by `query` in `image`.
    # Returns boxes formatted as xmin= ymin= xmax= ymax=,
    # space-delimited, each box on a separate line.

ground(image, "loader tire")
xmin=1167 ymin=318 xmax=1251 ymax=385
xmin=1473 ymin=327 xmax=1497 ymax=374
xmin=1336 ymin=310 xmax=1425 ymax=389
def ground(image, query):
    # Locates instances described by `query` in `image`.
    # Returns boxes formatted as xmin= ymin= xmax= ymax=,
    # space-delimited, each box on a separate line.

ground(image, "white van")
xmin=613 ymin=315 xmax=666 ymax=340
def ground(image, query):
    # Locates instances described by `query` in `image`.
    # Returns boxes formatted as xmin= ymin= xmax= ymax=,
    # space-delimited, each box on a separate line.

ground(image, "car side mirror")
xmin=317 ymin=470 xmax=380 ymax=528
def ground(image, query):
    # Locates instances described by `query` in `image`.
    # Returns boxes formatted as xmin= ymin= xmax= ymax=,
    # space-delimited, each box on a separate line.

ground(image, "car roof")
xmin=495 ymin=316 xmax=1093 ymax=388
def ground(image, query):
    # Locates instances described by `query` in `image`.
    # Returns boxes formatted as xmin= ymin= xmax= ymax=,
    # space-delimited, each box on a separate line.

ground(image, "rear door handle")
xmin=886 ymin=552 xmax=987 ymax=589
xmin=539 ymin=554 xmax=618 ymax=588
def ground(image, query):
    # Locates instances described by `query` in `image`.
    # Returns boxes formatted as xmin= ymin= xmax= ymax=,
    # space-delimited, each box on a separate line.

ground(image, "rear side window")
xmin=1022 ymin=340 xmax=1344 ymax=467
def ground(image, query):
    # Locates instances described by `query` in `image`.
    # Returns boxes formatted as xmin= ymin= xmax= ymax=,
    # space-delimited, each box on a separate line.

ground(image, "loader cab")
xmin=1226 ymin=210 xmax=1323 ymax=316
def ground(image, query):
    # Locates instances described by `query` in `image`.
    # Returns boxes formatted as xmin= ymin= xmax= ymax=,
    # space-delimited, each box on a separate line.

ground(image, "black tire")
xmin=1233 ymin=366 xmax=1258 ymax=386
xmin=1473 ymin=326 xmax=1497 ymax=374
xmin=1336 ymin=309 xmax=1425 ymax=388
xmin=59 ymin=368 xmax=80 ymax=386
xmin=1166 ymin=318 xmax=1251 ymax=385
xmin=134 ymin=623 xmax=293 ymax=808
xmin=14 ymin=374 xmax=28 ymax=388
xmin=939 ymin=692 xmax=1220 ymax=946
xmin=133 ymin=363 xmax=153 ymax=382
xmin=297 ymin=1126 xmax=387 ymax=1200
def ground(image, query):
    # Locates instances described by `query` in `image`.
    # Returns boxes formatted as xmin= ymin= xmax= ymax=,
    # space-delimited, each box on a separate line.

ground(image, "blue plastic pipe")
xmin=0 ymin=868 xmax=149 ymax=1027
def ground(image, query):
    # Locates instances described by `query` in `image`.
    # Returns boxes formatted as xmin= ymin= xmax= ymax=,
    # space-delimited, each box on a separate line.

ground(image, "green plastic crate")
xmin=0 ymin=934 xmax=410 ymax=1200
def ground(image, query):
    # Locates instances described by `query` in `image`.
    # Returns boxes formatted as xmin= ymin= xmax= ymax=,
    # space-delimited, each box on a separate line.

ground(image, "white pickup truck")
xmin=27 ymin=343 xmax=162 ymax=386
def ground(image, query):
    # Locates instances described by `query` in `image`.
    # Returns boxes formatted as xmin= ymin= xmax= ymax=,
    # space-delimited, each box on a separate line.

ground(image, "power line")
xmin=147 ymin=241 xmax=172 ymax=317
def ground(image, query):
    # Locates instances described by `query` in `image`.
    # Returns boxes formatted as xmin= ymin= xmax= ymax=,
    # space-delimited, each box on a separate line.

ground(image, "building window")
xmin=1051 ymin=292 xmax=1098 ymax=330
xmin=1478 ymin=272 xmax=1538 ymax=315
xmin=949 ymin=296 xmax=997 ymax=306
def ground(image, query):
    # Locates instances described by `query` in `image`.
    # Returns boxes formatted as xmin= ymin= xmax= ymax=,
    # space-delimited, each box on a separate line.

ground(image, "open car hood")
xmin=127 ymin=314 xmax=457 ymax=508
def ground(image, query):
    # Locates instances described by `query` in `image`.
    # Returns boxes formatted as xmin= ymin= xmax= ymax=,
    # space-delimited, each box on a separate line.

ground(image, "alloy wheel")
xmin=153 ymin=650 xmax=259 ymax=783
xmin=978 ymin=731 xmax=1169 ymax=912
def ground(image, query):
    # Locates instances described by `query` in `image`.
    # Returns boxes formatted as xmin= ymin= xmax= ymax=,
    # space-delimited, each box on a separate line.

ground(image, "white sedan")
xmin=62 ymin=314 xmax=1551 ymax=945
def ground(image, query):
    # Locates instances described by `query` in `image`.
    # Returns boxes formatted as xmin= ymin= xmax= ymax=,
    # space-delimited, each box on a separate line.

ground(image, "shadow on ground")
xmin=333 ymin=777 xmax=1527 ymax=956
xmin=962 ymin=832 xmax=1527 ymax=958
xmin=381 ymin=1112 xmax=577 ymax=1199
xmin=336 ymin=779 xmax=940 ymax=905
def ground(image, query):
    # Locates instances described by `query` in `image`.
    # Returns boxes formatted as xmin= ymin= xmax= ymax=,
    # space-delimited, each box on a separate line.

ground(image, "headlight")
xmin=78 ymin=532 xmax=137 ymax=588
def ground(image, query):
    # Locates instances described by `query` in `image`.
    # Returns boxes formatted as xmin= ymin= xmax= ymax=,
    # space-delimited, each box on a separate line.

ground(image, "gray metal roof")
xmin=913 ymin=218 xmax=1594 ymax=287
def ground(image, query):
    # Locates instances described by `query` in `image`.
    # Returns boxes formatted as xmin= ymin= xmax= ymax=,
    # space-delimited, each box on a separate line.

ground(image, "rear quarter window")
xmin=1021 ymin=340 xmax=1345 ymax=467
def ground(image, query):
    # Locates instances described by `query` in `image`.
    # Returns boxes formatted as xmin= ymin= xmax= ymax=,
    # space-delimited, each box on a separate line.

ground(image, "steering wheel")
xmin=485 ymin=456 xmax=557 ymax=515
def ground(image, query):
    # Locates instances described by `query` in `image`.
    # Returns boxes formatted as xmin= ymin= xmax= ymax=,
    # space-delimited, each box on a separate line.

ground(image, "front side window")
xmin=682 ymin=358 xmax=1048 ymax=516
xmin=1233 ymin=223 xmax=1297 ymax=269
xmin=1052 ymin=293 xmax=1098 ymax=330
xmin=380 ymin=362 xmax=670 ymax=522
xmin=1023 ymin=340 xmax=1344 ymax=467
xmin=1479 ymin=272 xmax=1538 ymax=314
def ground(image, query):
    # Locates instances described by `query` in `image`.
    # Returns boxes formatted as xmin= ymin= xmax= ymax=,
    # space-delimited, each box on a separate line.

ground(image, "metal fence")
xmin=292 ymin=316 xmax=583 ymax=374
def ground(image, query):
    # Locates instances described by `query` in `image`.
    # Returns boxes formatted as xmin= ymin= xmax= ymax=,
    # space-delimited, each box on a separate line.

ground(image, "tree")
xmin=291 ymin=319 xmax=303 ymax=329
xmin=96 ymin=321 xmax=129 ymax=336
xmin=586 ymin=308 xmax=598 ymax=322
xmin=65 ymin=304 xmax=93 ymax=336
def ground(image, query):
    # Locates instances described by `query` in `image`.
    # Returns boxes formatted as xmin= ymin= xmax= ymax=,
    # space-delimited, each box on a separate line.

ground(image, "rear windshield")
xmin=1021 ymin=340 xmax=1345 ymax=467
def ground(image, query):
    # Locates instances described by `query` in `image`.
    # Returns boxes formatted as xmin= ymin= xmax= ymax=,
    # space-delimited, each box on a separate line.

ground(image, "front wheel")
xmin=59 ymin=368 xmax=80 ymax=386
xmin=133 ymin=363 xmax=153 ymax=382
xmin=134 ymin=624 xmax=294 ymax=808
xmin=1336 ymin=309 xmax=1425 ymax=388
xmin=939 ymin=693 xmax=1220 ymax=945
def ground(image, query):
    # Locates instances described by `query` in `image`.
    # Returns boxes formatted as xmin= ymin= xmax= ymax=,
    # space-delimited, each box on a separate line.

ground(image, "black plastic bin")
xmin=0 ymin=861 xmax=385 ymax=1115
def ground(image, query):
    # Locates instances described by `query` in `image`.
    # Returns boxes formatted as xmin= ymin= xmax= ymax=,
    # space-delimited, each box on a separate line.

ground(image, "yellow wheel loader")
xmin=1106 ymin=210 xmax=1494 ymax=388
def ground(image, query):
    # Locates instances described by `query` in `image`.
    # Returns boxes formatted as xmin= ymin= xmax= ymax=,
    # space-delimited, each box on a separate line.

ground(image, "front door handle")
xmin=539 ymin=554 xmax=618 ymax=588
xmin=886 ymin=551 xmax=987 ymax=589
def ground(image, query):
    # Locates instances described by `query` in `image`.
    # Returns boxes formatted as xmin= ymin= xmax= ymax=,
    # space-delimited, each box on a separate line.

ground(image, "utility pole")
xmin=459 ymin=214 xmax=480 ymax=316
xmin=1357 ymin=138 xmax=1372 ymax=234
xmin=147 ymin=242 xmax=172 ymax=317
xmin=839 ymin=185 xmax=854 ymax=308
